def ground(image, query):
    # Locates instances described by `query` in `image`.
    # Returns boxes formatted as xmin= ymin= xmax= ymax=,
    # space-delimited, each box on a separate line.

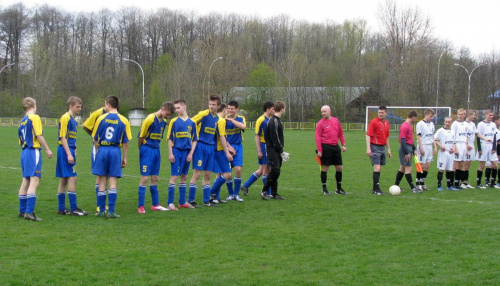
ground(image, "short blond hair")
xmin=457 ymin=108 xmax=466 ymax=115
xmin=22 ymin=97 xmax=36 ymax=111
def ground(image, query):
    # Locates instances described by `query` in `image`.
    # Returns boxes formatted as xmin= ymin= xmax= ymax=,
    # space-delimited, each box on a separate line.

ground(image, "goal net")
xmin=365 ymin=106 xmax=451 ymax=130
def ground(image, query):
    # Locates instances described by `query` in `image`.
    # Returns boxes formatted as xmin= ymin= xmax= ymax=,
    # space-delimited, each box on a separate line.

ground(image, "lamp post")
xmin=206 ymin=56 xmax=223 ymax=97
xmin=0 ymin=63 xmax=15 ymax=74
xmin=436 ymin=49 xmax=447 ymax=123
xmin=123 ymin=58 xmax=145 ymax=109
xmin=454 ymin=63 xmax=488 ymax=110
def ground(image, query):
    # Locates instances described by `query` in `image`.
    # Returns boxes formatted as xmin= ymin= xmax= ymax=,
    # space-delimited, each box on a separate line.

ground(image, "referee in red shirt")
xmin=366 ymin=106 xmax=391 ymax=195
xmin=315 ymin=105 xmax=347 ymax=195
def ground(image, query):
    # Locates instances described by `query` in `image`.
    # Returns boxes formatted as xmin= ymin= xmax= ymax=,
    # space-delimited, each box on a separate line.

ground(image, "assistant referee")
xmin=315 ymin=105 xmax=347 ymax=195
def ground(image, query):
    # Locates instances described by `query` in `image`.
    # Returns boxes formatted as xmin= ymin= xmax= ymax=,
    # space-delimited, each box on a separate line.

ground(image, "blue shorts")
xmin=230 ymin=143 xmax=243 ymax=168
xmin=213 ymin=150 xmax=232 ymax=174
xmin=258 ymin=142 xmax=268 ymax=165
xmin=21 ymin=148 xmax=42 ymax=178
xmin=171 ymin=148 xmax=191 ymax=176
xmin=192 ymin=142 xmax=214 ymax=172
xmin=139 ymin=145 xmax=161 ymax=176
xmin=56 ymin=145 xmax=77 ymax=178
xmin=91 ymin=145 xmax=97 ymax=169
xmin=92 ymin=147 xmax=122 ymax=178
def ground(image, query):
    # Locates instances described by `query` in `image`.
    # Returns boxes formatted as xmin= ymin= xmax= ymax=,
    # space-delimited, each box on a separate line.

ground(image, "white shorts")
xmin=476 ymin=143 xmax=497 ymax=162
xmin=453 ymin=143 xmax=468 ymax=161
xmin=466 ymin=146 xmax=475 ymax=161
xmin=437 ymin=150 xmax=454 ymax=171
xmin=417 ymin=144 xmax=434 ymax=163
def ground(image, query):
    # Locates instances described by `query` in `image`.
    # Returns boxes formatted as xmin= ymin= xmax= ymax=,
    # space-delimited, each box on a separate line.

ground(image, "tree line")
xmin=0 ymin=0 xmax=499 ymax=121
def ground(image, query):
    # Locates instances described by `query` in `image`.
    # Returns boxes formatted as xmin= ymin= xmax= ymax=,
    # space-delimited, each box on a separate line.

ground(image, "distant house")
xmin=346 ymin=88 xmax=389 ymax=122
xmin=488 ymin=89 xmax=500 ymax=114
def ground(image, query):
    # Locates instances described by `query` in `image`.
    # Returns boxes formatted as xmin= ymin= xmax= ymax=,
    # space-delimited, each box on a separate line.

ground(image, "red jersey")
xmin=315 ymin=117 xmax=345 ymax=152
xmin=399 ymin=121 xmax=414 ymax=145
xmin=366 ymin=117 xmax=390 ymax=146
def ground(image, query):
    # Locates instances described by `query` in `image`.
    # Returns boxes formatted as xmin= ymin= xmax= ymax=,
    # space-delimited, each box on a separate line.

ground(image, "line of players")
xmin=17 ymin=95 xmax=283 ymax=220
xmin=375 ymin=107 xmax=500 ymax=195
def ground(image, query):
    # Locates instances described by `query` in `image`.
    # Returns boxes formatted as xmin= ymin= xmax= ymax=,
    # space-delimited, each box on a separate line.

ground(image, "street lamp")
xmin=436 ymin=49 xmax=447 ymax=123
xmin=206 ymin=56 xmax=223 ymax=97
xmin=0 ymin=63 xmax=15 ymax=74
xmin=123 ymin=58 xmax=145 ymax=109
xmin=454 ymin=63 xmax=488 ymax=110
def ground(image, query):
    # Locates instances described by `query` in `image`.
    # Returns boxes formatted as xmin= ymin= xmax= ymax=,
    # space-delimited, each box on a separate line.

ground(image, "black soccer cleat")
xmin=323 ymin=189 xmax=331 ymax=196
xmin=241 ymin=186 xmax=249 ymax=196
xmin=372 ymin=190 xmax=385 ymax=196
xmin=335 ymin=189 xmax=347 ymax=195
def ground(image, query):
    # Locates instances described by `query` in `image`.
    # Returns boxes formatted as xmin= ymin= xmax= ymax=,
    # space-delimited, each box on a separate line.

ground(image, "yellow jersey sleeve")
xmin=139 ymin=113 xmax=155 ymax=138
xmin=191 ymin=109 xmax=210 ymax=124
xmin=59 ymin=112 xmax=70 ymax=139
xmin=83 ymin=108 xmax=104 ymax=131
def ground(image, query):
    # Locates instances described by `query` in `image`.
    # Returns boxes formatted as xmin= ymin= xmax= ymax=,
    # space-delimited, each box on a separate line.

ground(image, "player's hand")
xmin=46 ymin=150 xmax=53 ymax=158
xmin=317 ymin=151 xmax=322 ymax=158
xmin=226 ymin=152 xmax=233 ymax=161
xmin=404 ymin=153 xmax=411 ymax=162
xmin=387 ymin=150 xmax=392 ymax=157
xmin=169 ymin=154 xmax=175 ymax=163
xmin=121 ymin=158 xmax=127 ymax=168
xmin=366 ymin=149 xmax=372 ymax=157
xmin=440 ymin=146 xmax=445 ymax=152
xmin=478 ymin=151 xmax=482 ymax=156
xmin=467 ymin=145 xmax=473 ymax=150
xmin=186 ymin=153 xmax=193 ymax=162
xmin=341 ymin=146 xmax=347 ymax=152
xmin=454 ymin=148 xmax=459 ymax=155
xmin=257 ymin=150 xmax=263 ymax=159
xmin=67 ymin=154 xmax=75 ymax=164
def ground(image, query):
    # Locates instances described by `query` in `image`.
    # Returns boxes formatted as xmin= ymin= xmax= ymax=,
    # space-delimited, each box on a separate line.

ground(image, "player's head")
xmin=22 ymin=97 xmax=36 ymax=112
xmin=424 ymin=109 xmax=435 ymax=121
xmin=227 ymin=100 xmax=239 ymax=117
xmin=408 ymin=110 xmax=418 ymax=123
xmin=321 ymin=105 xmax=331 ymax=119
xmin=274 ymin=101 xmax=285 ymax=113
xmin=444 ymin=116 xmax=453 ymax=128
xmin=484 ymin=109 xmax=494 ymax=122
xmin=217 ymin=103 xmax=227 ymax=116
xmin=67 ymin=96 xmax=82 ymax=115
xmin=466 ymin=109 xmax=477 ymax=121
xmin=457 ymin=108 xmax=466 ymax=120
xmin=263 ymin=101 xmax=275 ymax=116
xmin=174 ymin=99 xmax=187 ymax=116
xmin=104 ymin=95 xmax=119 ymax=111
xmin=378 ymin=106 xmax=387 ymax=120
xmin=494 ymin=115 xmax=500 ymax=126
xmin=160 ymin=102 xmax=174 ymax=119
xmin=208 ymin=95 xmax=221 ymax=113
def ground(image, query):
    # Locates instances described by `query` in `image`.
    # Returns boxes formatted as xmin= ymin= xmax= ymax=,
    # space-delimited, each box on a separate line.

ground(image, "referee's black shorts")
xmin=320 ymin=144 xmax=342 ymax=166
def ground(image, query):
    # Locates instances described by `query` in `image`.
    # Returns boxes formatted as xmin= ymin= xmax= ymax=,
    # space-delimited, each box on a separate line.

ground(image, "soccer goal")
xmin=365 ymin=106 xmax=452 ymax=130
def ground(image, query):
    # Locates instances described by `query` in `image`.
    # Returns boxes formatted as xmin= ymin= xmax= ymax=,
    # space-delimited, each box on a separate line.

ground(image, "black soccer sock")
xmin=437 ymin=172 xmax=443 ymax=187
xmin=395 ymin=171 xmax=404 ymax=186
xmin=405 ymin=173 xmax=415 ymax=189
xmin=335 ymin=171 xmax=342 ymax=190
xmin=415 ymin=172 xmax=421 ymax=186
xmin=321 ymin=171 xmax=327 ymax=191
xmin=373 ymin=172 xmax=381 ymax=191
xmin=491 ymin=169 xmax=497 ymax=185
xmin=423 ymin=170 xmax=428 ymax=185
xmin=447 ymin=171 xmax=454 ymax=188
xmin=485 ymin=168 xmax=491 ymax=184
xmin=454 ymin=169 xmax=461 ymax=187
xmin=477 ymin=170 xmax=483 ymax=185
xmin=465 ymin=170 xmax=469 ymax=183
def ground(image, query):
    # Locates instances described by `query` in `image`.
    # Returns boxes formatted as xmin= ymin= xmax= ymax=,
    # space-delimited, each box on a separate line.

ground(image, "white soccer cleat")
xmin=151 ymin=205 xmax=169 ymax=211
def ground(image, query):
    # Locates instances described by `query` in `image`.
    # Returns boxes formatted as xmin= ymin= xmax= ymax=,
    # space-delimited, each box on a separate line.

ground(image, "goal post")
xmin=365 ymin=106 xmax=452 ymax=131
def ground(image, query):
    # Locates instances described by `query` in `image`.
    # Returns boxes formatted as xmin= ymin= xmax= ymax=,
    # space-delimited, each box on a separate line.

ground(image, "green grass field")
xmin=1 ymin=127 xmax=500 ymax=285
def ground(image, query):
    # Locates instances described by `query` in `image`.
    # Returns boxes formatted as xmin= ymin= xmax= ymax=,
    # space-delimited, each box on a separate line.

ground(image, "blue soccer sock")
xmin=95 ymin=184 xmax=99 ymax=206
xmin=150 ymin=185 xmax=159 ymax=206
xmin=19 ymin=195 xmax=27 ymax=213
xmin=244 ymin=172 xmax=259 ymax=188
xmin=57 ymin=192 xmax=66 ymax=212
xmin=202 ymin=184 xmax=211 ymax=203
xmin=26 ymin=193 xmax=37 ymax=214
xmin=168 ymin=183 xmax=176 ymax=205
xmin=210 ymin=176 xmax=226 ymax=196
xmin=97 ymin=191 xmax=107 ymax=212
xmin=233 ymin=177 xmax=242 ymax=196
xmin=188 ymin=183 xmax=197 ymax=202
xmin=225 ymin=178 xmax=234 ymax=197
xmin=137 ymin=185 xmax=146 ymax=208
xmin=178 ymin=183 xmax=187 ymax=205
xmin=108 ymin=188 xmax=117 ymax=213
xmin=67 ymin=191 xmax=77 ymax=211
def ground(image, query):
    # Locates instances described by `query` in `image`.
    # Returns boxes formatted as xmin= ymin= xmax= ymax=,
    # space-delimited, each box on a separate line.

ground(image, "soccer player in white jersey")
xmin=434 ymin=117 xmax=456 ymax=191
xmin=476 ymin=110 xmax=497 ymax=188
xmin=451 ymin=108 xmax=470 ymax=189
xmin=416 ymin=109 xmax=436 ymax=190
xmin=463 ymin=110 xmax=479 ymax=188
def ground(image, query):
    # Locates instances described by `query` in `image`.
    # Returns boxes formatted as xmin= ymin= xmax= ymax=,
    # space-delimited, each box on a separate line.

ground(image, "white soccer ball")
xmin=389 ymin=185 xmax=401 ymax=196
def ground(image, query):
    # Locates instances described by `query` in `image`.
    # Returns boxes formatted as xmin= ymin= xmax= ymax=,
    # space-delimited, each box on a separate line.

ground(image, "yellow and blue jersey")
xmin=191 ymin=109 xmax=219 ymax=145
xmin=255 ymin=114 xmax=270 ymax=143
xmin=83 ymin=107 xmax=106 ymax=133
xmin=167 ymin=116 xmax=198 ymax=150
xmin=225 ymin=115 xmax=245 ymax=145
xmin=92 ymin=112 xmax=132 ymax=147
xmin=138 ymin=113 xmax=167 ymax=149
xmin=58 ymin=112 xmax=78 ymax=148
xmin=19 ymin=113 xmax=43 ymax=149
xmin=216 ymin=117 xmax=227 ymax=151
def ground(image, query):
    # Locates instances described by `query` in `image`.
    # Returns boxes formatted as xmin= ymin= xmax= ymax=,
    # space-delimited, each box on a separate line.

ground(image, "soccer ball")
xmin=389 ymin=185 xmax=401 ymax=196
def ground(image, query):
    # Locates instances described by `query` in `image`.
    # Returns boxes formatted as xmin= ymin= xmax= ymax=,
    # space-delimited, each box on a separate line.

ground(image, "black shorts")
xmin=320 ymin=144 xmax=342 ymax=166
